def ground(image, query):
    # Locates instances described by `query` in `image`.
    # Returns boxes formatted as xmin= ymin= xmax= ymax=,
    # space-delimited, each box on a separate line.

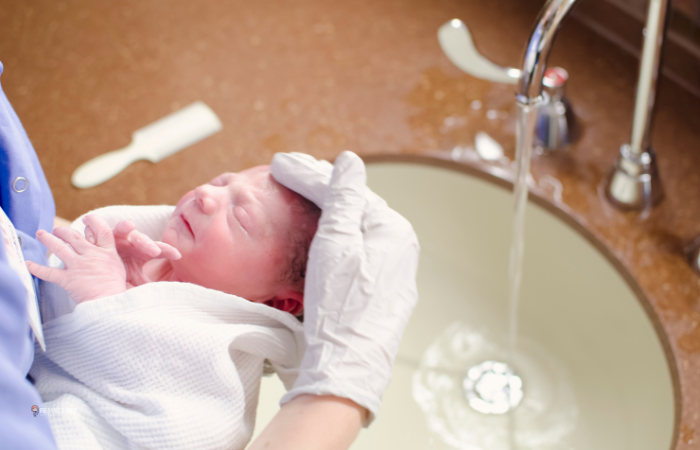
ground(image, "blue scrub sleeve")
xmin=0 ymin=228 xmax=57 ymax=449
xmin=0 ymin=61 xmax=55 ymax=267
xmin=0 ymin=61 xmax=57 ymax=448
xmin=0 ymin=60 xmax=55 ymax=371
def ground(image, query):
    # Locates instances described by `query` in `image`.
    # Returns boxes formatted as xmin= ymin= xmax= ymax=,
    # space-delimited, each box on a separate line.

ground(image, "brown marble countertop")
xmin=1 ymin=0 xmax=699 ymax=447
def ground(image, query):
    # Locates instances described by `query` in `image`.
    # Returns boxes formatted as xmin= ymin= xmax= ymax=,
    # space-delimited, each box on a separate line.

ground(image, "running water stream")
xmin=508 ymin=103 xmax=539 ymax=358
xmin=459 ymin=102 xmax=540 ymax=417
xmin=414 ymin=99 xmax=579 ymax=449
xmin=505 ymin=102 xmax=540 ymax=450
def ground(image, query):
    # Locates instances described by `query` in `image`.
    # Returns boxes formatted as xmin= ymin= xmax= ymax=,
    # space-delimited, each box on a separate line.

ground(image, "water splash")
xmin=413 ymin=323 xmax=578 ymax=450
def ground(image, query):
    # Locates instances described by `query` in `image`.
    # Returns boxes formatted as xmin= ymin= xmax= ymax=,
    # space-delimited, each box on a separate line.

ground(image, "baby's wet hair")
xmin=279 ymin=192 xmax=321 ymax=295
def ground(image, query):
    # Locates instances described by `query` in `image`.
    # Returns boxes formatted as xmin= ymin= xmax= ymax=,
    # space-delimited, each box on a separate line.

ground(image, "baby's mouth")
xmin=181 ymin=215 xmax=194 ymax=237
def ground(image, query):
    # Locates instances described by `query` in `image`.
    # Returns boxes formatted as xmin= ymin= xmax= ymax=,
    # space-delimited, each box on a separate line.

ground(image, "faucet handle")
xmin=438 ymin=19 xmax=579 ymax=152
xmin=438 ymin=19 xmax=566 ymax=90
xmin=536 ymin=67 xmax=578 ymax=151
xmin=438 ymin=19 xmax=521 ymax=85
xmin=543 ymin=67 xmax=568 ymax=100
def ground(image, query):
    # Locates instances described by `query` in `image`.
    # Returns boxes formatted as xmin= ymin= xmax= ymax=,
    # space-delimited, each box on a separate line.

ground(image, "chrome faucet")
xmin=439 ymin=0 xmax=667 ymax=208
xmin=441 ymin=0 xmax=683 ymax=267
xmin=514 ymin=0 xmax=579 ymax=106
xmin=509 ymin=0 xmax=668 ymax=209
xmin=438 ymin=4 xmax=579 ymax=152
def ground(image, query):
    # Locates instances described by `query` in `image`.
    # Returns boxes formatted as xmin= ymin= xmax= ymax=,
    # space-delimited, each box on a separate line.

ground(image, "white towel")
xmin=31 ymin=206 xmax=305 ymax=450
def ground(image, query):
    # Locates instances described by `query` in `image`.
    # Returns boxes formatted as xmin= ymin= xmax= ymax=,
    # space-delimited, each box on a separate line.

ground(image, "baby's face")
xmin=161 ymin=166 xmax=313 ymax=305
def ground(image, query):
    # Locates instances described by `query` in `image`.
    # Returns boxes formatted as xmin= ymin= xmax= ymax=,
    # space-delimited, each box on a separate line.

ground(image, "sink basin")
xmin=253 ymin=156 xmax=677 ymax=450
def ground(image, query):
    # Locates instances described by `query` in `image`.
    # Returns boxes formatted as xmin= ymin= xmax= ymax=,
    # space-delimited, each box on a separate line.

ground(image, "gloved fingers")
xmin=317 ymin=151 xmax=368 ymax=241
xmin=285 ymin=153 xmax=421 ymax=425
xmin=360 ymin=228 xmax=420 ymax=318
xmin=363 ymin=203 xmax=416 ymax=247
xmin=298 ymin=232 xmax=419 ymax=414
xmin=270 ymin=151 xmax=395 ymax=232
xmin=81 ymin=215 xmax=116 ymax=250
xmin=270 ymin=152 xmax=334 ymax=208
xmin=301 ymin=152 xmax=368 ymax=315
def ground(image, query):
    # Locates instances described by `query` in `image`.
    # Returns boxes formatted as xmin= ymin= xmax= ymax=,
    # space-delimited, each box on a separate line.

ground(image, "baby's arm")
xmin=26 ymin=215 xmax=128 ymax=304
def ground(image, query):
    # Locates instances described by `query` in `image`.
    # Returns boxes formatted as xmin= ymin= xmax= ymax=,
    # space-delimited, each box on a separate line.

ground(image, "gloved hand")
xmin=270 ymin=151 xmax=420 ymax=425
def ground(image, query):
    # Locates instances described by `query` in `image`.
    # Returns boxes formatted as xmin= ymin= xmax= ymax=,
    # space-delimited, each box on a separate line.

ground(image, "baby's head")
xmin=161 ymin=166 xmax=320 ymax=315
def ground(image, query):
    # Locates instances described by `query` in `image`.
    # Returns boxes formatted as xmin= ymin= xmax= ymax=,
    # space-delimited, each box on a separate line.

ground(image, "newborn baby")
xmin=27 ymin=165 xmax=320 ymax=314
xmin=26 ymin=165 xmax=321 ymax=450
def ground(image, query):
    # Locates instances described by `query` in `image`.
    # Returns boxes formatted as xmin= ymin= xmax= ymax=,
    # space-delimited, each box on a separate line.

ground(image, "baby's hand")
xmin=26 ymin=215 xmax=128 ymax=303
xmin=108 ymin=220 xmax=181 ymax=288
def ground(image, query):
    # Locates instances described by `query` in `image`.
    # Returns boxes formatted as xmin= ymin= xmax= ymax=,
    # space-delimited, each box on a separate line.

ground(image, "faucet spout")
xmin=516 ymin=0 xmax=579 ymax=106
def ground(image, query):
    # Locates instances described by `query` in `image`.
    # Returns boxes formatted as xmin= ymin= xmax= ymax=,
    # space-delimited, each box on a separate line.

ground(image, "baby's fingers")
xmin=53 ymin=226 xmax=92 ymax=254
xmin=85 ymin=225 xmax=96 ymax=245
xmin=26 ymin=260 xmax=64 ymax=285
xmin=82 ymin=215 xmax=116 ymax=249
xmin=129 ymin=230 xmax=161 ymax=258
xmin=113 ymin=220 xmax=136 ymax=241
xmin=35 ymin=230 xmax=76 ymax=263
xmin=154 ymin=242 xmax=181 ymax=260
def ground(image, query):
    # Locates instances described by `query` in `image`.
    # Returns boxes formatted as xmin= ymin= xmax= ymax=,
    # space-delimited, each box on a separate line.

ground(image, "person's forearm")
xmin=247 ymin=395 xmax=367 ymax=450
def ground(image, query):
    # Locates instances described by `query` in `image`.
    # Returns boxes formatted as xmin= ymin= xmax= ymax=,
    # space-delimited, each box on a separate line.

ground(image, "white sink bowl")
xmin=253 ymin=156 xmax=677 ymax=450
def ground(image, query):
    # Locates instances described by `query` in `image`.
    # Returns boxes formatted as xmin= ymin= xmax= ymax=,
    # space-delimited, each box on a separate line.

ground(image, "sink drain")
xmin=462 ymin=360 xmax=523 ymax=414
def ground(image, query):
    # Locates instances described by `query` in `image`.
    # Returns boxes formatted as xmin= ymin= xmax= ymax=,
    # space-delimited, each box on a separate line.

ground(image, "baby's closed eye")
xmin=232 ymin=206 xmax=251 ymax=233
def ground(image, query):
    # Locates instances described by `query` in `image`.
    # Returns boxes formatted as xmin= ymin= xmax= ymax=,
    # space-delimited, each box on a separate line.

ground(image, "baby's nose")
xmin=194 ymin=185 xmax=217 ymax=215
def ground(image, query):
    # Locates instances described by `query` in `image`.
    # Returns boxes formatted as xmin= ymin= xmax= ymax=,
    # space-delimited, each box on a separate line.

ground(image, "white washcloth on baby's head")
xmin=31 ymin=205 xmax=305 ymax=450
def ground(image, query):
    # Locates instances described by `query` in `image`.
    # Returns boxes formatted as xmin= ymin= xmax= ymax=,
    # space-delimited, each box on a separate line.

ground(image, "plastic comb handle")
xmin=71 ymin=101 xmax=222 ymax=189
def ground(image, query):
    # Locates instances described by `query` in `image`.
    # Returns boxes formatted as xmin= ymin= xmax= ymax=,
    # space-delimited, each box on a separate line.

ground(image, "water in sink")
xmin=413 ymin=322 xmax=577 ymax=449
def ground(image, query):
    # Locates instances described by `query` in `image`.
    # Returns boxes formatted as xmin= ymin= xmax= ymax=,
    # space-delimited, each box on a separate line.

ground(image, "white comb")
xmin=72 ymin=101 xmax=222 ymax=189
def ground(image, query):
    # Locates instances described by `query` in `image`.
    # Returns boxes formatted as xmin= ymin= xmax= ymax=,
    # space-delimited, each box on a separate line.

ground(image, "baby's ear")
xmin=265 ymin=290 xmax=304 ymax=316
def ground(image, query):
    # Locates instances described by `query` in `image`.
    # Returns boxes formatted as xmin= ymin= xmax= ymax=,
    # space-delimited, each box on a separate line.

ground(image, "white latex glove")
xmin=271 ymin=151 xmax=420 ymax=425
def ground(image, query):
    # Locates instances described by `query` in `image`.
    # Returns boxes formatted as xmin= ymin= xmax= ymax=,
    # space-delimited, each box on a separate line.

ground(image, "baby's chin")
xmin=165 ymin=257 xmax=204 ymax=287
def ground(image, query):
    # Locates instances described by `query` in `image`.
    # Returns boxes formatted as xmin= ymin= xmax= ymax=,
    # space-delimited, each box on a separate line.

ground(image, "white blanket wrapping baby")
xmin=29 ymin=206 xmax=305 ymax=450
